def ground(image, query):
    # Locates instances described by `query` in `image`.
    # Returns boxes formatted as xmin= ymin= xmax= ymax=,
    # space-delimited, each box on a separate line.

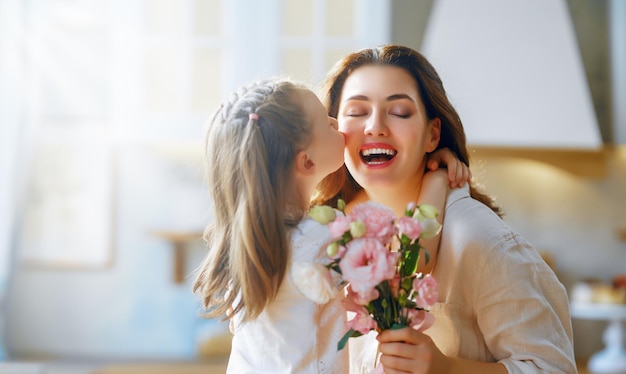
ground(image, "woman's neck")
xmin=349 ymin=179 xmax=423 ymax=217
xmin=346 ymin=174 xmax=442 ymax=275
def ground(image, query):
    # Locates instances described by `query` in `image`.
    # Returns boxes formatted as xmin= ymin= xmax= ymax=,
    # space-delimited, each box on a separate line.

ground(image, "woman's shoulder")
xmin=442 ymin=186 xmax=534 ymax=259
xmin=445 ymin=185 xmax=501 ymax=220
xmin=444 ymin=186 xmax=512 ymax=235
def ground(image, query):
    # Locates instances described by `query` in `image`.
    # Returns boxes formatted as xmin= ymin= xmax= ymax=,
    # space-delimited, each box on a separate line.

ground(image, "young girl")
xmin=192 ymin=77 xmax=469 ymax=373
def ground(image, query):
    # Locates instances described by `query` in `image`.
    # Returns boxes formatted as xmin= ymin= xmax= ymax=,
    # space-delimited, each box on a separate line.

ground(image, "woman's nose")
xmin=364 ymin=112 xmax=388 ymax=136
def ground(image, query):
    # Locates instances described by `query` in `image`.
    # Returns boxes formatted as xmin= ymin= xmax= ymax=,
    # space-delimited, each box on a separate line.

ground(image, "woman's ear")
xmin=425 ymin=117 xmax=442 ymax=153
xmin=295 ymin=150 xmax=316 ymax=176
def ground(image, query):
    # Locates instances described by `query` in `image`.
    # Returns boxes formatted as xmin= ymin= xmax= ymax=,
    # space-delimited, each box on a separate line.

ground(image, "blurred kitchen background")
xmin=0 ymin=0 xmax=624 ymax=373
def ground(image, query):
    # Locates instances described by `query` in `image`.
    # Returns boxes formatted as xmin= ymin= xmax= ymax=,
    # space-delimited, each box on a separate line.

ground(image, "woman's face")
xmin=337 ymin=65 xmax=440 ymax=191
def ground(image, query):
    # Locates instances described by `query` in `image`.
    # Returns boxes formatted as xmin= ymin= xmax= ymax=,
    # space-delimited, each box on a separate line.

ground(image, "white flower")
xmin=291 ymin=261 xmax=338 ymax=304
xmin=414 ymin=204 xmax=440 ymax=220
xmin=419 ymin=217 xmax=442 ymax=239
xmin=412 ymin=204 xmax=441 ymax=239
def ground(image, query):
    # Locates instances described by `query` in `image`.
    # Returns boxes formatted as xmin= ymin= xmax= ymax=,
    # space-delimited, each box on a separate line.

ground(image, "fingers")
xmin=448 ymin=160 xmax=471 ymax=188
xmin=377 ymin=328 xmax=433 ymax=374
xmin=426 ymin=148 xmax=471 ymax=188
xmin=427 ymin=159 xmax=440 ymax=171
xmin=377 ymin=326 xmax=416 ymax=343
xmin=425 ymin=149 xmax=448 ymax=171
xmin=448 ymin=163 xmax=461 ymax=188
xmin=379 ymin=353 xmax=424 ymax=374
xmin=378 ymin=342 xmax=426 ymax=374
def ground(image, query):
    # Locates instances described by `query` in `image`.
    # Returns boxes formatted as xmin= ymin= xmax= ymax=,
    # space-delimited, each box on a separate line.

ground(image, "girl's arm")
xmin=420 ymin=147 xmax=472 ymax=220
xmin=417 ymin=148 xmax=470 ymax=273
xmin=416 ymin=169 xmax=449 ymax=274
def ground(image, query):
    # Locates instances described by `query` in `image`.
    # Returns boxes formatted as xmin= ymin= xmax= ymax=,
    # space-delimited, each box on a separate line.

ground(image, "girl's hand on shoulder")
xmin=426 ymin=148 xmax=471 ymax=188
xmin=376 ymin=327 xmax=452 ymax=374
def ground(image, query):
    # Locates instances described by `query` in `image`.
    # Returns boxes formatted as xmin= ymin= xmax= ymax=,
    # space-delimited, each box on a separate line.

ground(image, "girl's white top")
xmin=227 ymin=216 xmax=349 ymax=373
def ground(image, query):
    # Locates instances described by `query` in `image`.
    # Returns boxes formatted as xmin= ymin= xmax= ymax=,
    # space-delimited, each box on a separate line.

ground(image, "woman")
xmin=315 ymin=45 xmax=576 ymax=374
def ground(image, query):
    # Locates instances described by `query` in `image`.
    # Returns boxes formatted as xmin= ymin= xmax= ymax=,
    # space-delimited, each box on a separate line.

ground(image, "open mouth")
xmin=360 ymin=147 xmax=397 ymax=165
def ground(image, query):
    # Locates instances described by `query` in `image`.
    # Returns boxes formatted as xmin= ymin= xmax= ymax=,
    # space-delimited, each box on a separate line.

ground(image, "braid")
xmin=219 ymin=80 xmax=278 ymax=123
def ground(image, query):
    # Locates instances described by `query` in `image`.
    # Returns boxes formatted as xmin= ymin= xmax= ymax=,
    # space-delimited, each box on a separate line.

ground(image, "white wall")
xmin=472 ymin=148 xmax=626 ymax=359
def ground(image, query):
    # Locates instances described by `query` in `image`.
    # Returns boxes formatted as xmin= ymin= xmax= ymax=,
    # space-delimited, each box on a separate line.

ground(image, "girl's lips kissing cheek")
xmin=359 ymin=144 xmax=397 ymax=167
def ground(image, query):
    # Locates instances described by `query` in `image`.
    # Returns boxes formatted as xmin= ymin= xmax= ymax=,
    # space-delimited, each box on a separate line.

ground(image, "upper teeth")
xmin=361 ymin=148 xmax=396 ymax=157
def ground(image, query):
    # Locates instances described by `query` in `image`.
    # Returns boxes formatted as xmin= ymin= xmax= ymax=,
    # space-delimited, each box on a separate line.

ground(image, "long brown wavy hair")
xmin=193 ymin=79 xmax=314 ymax=322
xmin=312 ymin=44 xmax=502 ymax=216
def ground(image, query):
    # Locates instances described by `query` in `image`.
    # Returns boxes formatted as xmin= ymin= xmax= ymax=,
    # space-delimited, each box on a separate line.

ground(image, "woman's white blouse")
xmin=227 ymin=217 xmax=349 ymax=374
xmin=350 ymin=186 xmax=576 ymax=374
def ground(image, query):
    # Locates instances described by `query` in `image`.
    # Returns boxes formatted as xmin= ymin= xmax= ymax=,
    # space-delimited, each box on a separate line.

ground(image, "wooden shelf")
xmin=469 ymin=146 xmax=609 ymax=178
xmin=151 ymin=230 xmax=203 ymax=284
xmin=619 ymin=228 xmax=626 ymax=242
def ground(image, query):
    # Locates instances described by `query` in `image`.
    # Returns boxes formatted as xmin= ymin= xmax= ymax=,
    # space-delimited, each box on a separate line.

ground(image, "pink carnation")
xmin=396 ymin=216 xmax=422 ymax=241
xmin=351 ymin=202 xmax=396 ymax=244
xmin=328 ymin=215 xmax=355 ymax=239
xmin=339 ymin=238 xmax=396 ymax=298
xmin=405 ymin=308 xmax=435 ymax=332
xmin=413 ymin=274 xmax=438 ymax=308
xmin=346 ymin=310 xmax=378 ymax=334
xmin=342 ymin=286 xmax=372 ymax=311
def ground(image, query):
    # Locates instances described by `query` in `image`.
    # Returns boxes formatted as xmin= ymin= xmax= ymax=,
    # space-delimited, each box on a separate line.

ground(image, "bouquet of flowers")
xmin=309 ymin=200 xmax=441 ymax=350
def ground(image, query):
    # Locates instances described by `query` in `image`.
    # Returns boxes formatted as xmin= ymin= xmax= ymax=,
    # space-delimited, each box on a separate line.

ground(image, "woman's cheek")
xmin=338 ymin=130 xmax=347 ymax=142
xmin=338 ymin=115 xmax=357 ymax=132
xmin=338 ymin=119 xmax=361 ymax=138
xmin=340 ymin=129 xmax=358 ymax=152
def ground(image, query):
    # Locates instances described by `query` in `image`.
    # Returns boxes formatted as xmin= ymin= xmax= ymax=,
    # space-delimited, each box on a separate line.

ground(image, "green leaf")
xmin=391 ymin=323 xmax=408 ymax=330
xmin=342 ymin=231 xmax=353 ymax=243
xmin=337 ymin=329 xmax=361 ymax=351
xmin=401 ymin=246 xmax=420 ymax=276
xmin=398 ymin=291 xmax=408 ymax=306
xmin=401 ymin=277 xmax=413 ymax=291
xmin=330 ymin=264 xmax=342 ymax=275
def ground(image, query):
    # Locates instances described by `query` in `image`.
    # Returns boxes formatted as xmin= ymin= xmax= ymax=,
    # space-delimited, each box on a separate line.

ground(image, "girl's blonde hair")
xmin=193 ymin=78 xmax=313 ymax=322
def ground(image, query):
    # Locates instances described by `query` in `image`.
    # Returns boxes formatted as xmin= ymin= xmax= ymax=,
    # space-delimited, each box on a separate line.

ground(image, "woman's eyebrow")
xmin=343 ymin=94 xmax=368 ymax=102
xmin=387 ymin=94 xmax=416 ymax=103
xmin=343 ymin=93 xmax=415 ymax=102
